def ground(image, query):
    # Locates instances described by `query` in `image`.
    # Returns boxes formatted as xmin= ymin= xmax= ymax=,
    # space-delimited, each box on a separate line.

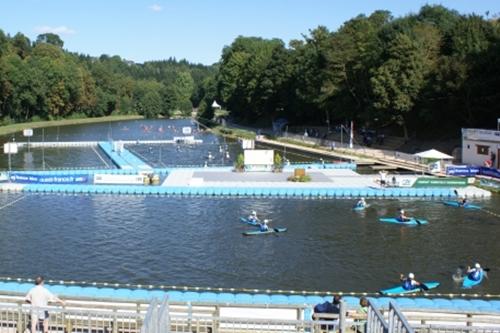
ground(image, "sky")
xmin=0 ymin=0 xmax=498 ymax=65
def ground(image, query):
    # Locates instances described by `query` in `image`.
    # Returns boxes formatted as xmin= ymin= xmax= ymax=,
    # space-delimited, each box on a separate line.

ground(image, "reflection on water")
xmin=0 ymin=193 xmax=498 ymax=294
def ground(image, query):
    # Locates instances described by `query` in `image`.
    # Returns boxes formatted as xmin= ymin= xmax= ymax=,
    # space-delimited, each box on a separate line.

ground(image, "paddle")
xmin=419 ymin=283 xmax=429 ymax=291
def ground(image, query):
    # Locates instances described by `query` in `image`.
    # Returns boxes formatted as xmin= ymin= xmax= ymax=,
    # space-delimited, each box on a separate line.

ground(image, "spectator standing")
xmin=25 ymin=276 xmax=65 ymax=333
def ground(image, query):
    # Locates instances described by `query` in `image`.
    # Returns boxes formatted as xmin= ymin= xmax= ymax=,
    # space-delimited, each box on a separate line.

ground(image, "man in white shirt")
xmin=25 ymin=276 xmax=65 ymax=333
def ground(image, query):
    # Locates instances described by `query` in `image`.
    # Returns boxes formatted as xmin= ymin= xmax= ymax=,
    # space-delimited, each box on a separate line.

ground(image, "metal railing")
xmin=367 ymin=299 xmax=389 ymax=333
xmin=281 ymin=132 xmax=429 ymax=172
xmin=167 ymin=314 xmax=339 ymax=333
xmin=388 ymin=302 xmax=414 ymax=333
xmin=0 ymin=303 xmax=143 ymax=333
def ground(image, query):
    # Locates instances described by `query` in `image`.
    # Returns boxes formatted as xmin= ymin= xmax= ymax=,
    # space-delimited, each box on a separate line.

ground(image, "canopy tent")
xmin=211 ymin=100 xmax=221 ymax=109
xmin=414 ymin=149 xmax=453 ymax=160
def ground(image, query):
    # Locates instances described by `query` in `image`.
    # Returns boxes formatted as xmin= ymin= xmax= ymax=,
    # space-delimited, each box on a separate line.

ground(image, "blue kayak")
xmin=380 ymin=282 xmax=440 ymax=295
xmin=443 ymin=201 xmax=481 ymax=210
xmin=462 ymin=271 xmax=484 ymax=288
xmin=243 ymin=228 xmax=287 ymax=236
xmin=379 ymin=217 xmax=428 ymax=225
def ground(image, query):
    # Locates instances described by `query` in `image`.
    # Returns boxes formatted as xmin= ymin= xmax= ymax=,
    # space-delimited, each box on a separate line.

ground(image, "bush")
xmin=287 ymin=174 xmax=311 ymax=182
xmin=234 ymin=153 xmax=245 ymax=171
xmin=274 ymin=153 xmax=283 ymax=172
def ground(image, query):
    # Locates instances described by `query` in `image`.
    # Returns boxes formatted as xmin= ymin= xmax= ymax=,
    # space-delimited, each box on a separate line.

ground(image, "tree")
xmin=140 ymin=91 xmax=162 ymax=118
xmin=370 ymin=32 xmax=431 ymax=138
xmin=36 ymin=33 xmax=64 ymax=48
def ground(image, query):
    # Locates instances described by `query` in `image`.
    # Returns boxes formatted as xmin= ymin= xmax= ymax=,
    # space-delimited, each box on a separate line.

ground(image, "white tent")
xmin=211 ymin=100 xmax=221 ymax=109
xmin=414 ymin=149 xmax=453 ymax=160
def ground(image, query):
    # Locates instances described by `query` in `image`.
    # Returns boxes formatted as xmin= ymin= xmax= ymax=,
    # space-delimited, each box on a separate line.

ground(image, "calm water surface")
xmin=0 ymin=119 xmax=499 ymax=294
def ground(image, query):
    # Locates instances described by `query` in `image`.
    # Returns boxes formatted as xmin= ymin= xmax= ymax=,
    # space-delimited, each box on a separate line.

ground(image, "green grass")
xmin=210 ymin=125 xmax=256 ymax=140
xmin=0 ymin=115 xmax=143 ymax=136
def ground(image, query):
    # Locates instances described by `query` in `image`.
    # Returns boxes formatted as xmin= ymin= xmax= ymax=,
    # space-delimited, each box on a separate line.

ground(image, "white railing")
xmin=281 ymin=132 xmax=428 ymax=171
xmin=367 ymin=299 xmax=389 ymax=333
xmin=0 ymin=303 xmax=143 ymax=333
xmin=388 ymin=301 xmax=414 ymax=333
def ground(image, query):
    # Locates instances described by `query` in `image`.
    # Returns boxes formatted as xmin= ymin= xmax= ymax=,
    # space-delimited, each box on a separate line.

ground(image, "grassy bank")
xmin=0 ymin=115 xmax=143 ymax=136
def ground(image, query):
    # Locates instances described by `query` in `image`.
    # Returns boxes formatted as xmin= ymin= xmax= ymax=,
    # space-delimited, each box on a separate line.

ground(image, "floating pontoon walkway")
xmin=15 ymin=139 xmax=203 ymax=148
xmin=97 ymin=142 xmax=152 ymax=171
xmin=0 ymin=182 xmax=490 ymax=198
xmin=1 ymin=279 xmax=500 ymax=313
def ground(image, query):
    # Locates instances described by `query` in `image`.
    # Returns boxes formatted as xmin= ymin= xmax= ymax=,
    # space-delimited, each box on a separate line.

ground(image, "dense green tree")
xmin=36 ymin=33 xmax=64 ymax=48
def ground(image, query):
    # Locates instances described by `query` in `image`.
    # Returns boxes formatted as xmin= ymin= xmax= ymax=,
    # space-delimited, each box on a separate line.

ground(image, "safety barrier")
xmin=387 ymin=301 xmax=414 ymax=333
xmin=1 ymin=183 xmax=468 ymax=198
xmin=0 ymin=303 xmax=143 ymax=333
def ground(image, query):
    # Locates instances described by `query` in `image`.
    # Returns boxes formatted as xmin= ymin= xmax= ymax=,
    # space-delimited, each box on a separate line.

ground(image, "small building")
xmin=462 ymin=128 xmax=500 ymax=169
xmin=244 ymin=149 xmax=274 ymax=172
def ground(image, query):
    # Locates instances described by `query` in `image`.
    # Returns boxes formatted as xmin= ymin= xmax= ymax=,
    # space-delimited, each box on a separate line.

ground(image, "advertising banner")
xmin=10 ymin=173 xmax=88 ymax=184
xmin=479 ymin=167 xmax=500 ymax=179
xmin=413 ymin=177 xmax=468 ymax=187
xmin=446 ymin=165 xmax=480 ymax=177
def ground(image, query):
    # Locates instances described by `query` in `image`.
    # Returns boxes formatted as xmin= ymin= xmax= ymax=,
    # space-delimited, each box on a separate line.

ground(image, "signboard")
xmin=446 ymin=165 xmax=480 ymax=177
xmin=23 ymin=128 xmax=33 ymax=137
xmin=3 ymin=143 xmax=18 ymax=154
xmin=182 ymin=126 xmax=192 ymax=135
xmin=244 ymin=149 xmax=274 ymax=166
xmin=397 ymin=177 xmax=417 ymax=187
xmin=241 ymin=139 xmax=255 ymax=149
xmin=479 ymin=166 xmax=500 ymax=179
xmin=10 ymin=173 xmax=88 ymax=184
xmin=94 ymin=174 xmax=145 ymax=185
xmin=413 ymin=177 xmax=468 ymax=187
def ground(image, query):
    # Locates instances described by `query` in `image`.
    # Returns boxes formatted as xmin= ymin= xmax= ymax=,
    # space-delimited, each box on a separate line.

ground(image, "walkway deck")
xmin=256 ymin=137 xmax=438 ymax=175
xmin=97 ymin=142 xmax=152 ymax=171
xmin=15 ymin=138 xmax=203 ymax=148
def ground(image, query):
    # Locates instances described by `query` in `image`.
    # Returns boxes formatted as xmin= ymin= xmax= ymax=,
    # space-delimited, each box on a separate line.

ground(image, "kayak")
xmin=243 ymin=228 xmax=287 ymax=236
xmin=240 ymin=217 xmax=259 ymax=226
xmin=379 ymin=217 xmax=428 ymax=225
xmin=353 ymin=204 xmax=370 ymax=211
xmin=462 ymin=271 xmax=484 ymax=288
xmin=380 ymin=282 xmax=440 ymax=295
xmin=443 ymin=201 xmax=481 ymax=210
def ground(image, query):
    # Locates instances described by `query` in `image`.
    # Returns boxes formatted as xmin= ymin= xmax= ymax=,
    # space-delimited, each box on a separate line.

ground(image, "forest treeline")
xmin=1 ymin=5 xmax=499 ymax=137
xmin=0 ymin=31 xmax=216 ymax=123
xmin=200 ymin=5 xmax=500 ymax=137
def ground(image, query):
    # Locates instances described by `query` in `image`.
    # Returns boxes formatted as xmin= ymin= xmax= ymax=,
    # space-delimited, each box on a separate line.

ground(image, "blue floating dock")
xmin=1 ymin=280 xmax=499 ymax=313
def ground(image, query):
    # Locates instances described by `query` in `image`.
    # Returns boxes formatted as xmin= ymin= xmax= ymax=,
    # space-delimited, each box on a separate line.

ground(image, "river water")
xmin=0 ymin=119 xmax=499 ymax=295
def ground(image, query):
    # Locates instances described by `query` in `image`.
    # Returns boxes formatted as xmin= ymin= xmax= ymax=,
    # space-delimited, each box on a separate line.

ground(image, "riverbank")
xmin=0 ymin=115 xmax=143 ymax=136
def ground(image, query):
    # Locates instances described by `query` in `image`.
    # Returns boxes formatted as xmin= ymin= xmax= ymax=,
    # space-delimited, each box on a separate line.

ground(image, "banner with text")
xmin=10 ymin=173 xmax=89 ymax=184
xmin=413 ymin=177 xmax=468 ymax=187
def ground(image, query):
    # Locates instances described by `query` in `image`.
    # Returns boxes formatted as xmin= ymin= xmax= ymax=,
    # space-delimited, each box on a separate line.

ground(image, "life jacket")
xmin=402 ymin=278 xmax=414 ymax=290
xmin=468 ymin=269 xmax=482 ymax=281
xmin=260 ymin=224 xmax=269 ymax=232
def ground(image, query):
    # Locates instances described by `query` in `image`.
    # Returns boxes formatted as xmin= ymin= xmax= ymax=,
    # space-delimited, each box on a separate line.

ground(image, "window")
xmin=476 ymin=145 xmax=489 ymax=155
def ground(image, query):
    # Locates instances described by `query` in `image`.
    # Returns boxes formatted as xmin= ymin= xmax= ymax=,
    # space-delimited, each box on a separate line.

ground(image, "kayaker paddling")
xmin=259 ymin=219 xmax=270 ymax=232
xmin=398 ymin=209 xmax=411 ymax=222
xmin=356 ymin=198 xmax=366 ymax=208
xmin=248 ymin=211 xmax=259 ymax=223
xmin=466 ymin=263 xmax=483 ymax=282
xmin=400 ymin=272 xmax=423 ymax=290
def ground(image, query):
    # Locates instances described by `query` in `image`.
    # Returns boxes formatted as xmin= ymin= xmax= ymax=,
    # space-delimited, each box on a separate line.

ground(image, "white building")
xmin=462 ymin=128 xmax=500 ymax=169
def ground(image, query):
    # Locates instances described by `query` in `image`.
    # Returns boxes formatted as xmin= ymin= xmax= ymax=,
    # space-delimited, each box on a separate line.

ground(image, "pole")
xmin=42 ymin=128 xmax=45 ymax=171
xmin=340 ymin=125 xmax=343 ymax=148
xmin=7 ymin=148 xmax=11 ymax=182
xmin=349 ymin=121 xmax=354 ymax=149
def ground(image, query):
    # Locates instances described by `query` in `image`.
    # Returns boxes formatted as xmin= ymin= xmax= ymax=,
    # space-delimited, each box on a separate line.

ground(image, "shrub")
xmin=287 ymin=175 xmax=311 ymax=182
